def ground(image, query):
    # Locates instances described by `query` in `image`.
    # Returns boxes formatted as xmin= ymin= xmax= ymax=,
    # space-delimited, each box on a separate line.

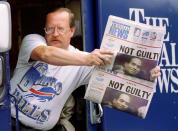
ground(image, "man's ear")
xmin=70 ymin=27 xmax=76 ymax=37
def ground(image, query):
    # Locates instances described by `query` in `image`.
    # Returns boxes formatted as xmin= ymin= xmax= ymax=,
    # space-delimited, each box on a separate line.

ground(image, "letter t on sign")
xmin=129 ymin=8 xmax=145 ymax=23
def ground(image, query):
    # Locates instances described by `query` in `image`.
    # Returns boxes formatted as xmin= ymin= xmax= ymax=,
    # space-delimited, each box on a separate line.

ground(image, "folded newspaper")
xmin=84 ymin=15 xmax=165 ymax=118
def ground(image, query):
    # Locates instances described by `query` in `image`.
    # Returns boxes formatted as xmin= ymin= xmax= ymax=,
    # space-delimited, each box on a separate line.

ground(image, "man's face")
xmin=45 ymin=11 xmax=75 ymax=49
xmin=125 ymin=58 xmax=142 ymax=75
xmin=115 ymin=94 xmax=130 ymax=111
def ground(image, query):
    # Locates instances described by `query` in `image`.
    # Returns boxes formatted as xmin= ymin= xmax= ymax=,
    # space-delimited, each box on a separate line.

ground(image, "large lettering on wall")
xmin=129 ymin=8 xmax=178 ymax=93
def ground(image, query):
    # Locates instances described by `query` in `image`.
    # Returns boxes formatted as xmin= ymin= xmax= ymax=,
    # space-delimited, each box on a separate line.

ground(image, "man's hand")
xmin=150 ymin=66 xmax=161 ymax=81
xmin=85 ymin=49 xmax=114 ymax=66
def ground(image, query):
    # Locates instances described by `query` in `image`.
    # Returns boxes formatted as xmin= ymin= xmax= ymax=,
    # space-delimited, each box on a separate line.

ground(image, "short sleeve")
xmin=16 ymin=34 xmax=46 ymax=68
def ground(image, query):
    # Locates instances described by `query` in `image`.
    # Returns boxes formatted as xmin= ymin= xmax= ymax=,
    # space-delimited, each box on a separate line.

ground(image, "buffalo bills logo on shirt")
xmin=18 ymin=63 xmax=62 ymax=102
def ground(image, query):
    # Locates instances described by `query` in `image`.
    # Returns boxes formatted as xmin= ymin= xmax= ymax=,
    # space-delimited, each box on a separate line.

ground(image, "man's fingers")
xmin=95 ymin=57 xmax=105 ymax=66
xmin=98 ymin=55 xmax=112 ymax=65
xmin=155 ymin=66 xmax=160 ymax=73
xmin=151 ymin=66 xmax=160 ymax=75
xmin=152 ymin=72 xmax=161 ymax=78
xmin=89 ymin=49 xmax=114 ymax=66
xmin=100 ymin=50 xmax=114 ymax=55
xmin=150 ymin=66 xmax=161 ymax=81
xmin=100 ymin=50 xmax=114 ymax=65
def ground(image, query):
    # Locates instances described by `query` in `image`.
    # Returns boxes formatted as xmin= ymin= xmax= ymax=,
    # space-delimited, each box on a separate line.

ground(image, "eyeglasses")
xmin=44 ymin=26 xmax=70 ymax=35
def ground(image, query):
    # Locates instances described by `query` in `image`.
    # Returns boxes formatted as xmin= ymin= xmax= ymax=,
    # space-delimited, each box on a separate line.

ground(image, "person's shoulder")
xmin=22 ymin=34 xmax=45 ymax=42
xmin=68 ymin=45 xmax=90 ymax=58
xmin=21 ymin=34 xmax=46 ymax=47
xmin=69 ymin=45 xmax=75 ymax=50
xmin=69 ymin=45 xmax=87 ymax=54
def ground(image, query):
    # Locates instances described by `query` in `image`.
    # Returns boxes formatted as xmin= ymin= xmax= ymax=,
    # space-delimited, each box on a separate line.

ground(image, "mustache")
xmin=50 ymin=38 xmax=62 ymax=42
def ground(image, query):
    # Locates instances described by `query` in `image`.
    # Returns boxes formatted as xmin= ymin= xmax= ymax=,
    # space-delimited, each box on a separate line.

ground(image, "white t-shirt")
xmin=10 ymin=34 xmax=93 ymax=130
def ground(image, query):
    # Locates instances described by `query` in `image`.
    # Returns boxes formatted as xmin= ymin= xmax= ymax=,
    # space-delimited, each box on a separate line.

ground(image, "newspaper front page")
xmin=84 ymin=15 xmax=165 ymax=118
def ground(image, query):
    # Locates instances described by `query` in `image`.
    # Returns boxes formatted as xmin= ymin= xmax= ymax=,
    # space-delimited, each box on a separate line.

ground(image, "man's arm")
xmin=31 ymin=45 xmax=113 ymax=66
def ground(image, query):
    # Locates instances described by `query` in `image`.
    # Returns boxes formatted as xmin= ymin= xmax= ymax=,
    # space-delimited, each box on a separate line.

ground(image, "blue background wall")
xmin=82 ymin=0 xmax=178 ymax=130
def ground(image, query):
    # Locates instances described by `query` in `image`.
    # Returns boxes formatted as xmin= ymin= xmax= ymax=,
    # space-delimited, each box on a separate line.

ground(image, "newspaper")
xmin=84 ymin=15 xmax=165 ymax=118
